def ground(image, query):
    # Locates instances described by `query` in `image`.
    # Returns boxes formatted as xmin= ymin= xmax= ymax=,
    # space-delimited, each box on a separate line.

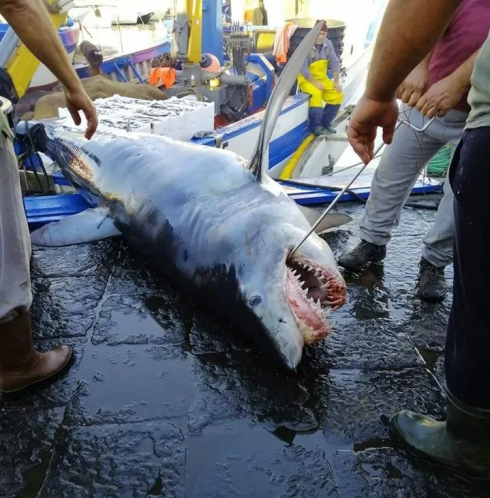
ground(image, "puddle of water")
xmin=417 ymin=347 xmax=440 ymax=372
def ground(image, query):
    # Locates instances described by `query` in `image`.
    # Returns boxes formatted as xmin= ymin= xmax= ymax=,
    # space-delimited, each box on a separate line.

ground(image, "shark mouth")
xmin=286 ymin=256 xmax=346 ymax=344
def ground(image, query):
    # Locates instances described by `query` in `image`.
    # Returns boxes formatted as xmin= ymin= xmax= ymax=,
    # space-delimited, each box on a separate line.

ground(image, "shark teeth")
xmin=287 ymin=261 xmax=333 ymax=312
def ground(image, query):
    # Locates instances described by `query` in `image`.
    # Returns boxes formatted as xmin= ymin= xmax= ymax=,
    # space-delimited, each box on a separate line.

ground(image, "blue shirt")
xmin=300 ymin=38 xmax=340 ymax=80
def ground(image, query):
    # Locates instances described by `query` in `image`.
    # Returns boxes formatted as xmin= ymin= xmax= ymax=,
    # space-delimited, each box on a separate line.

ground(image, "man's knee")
xmin=309 ymin=93 xmax=324 ymax=109
xmin=334 ymin=92 xmax=344 ymax=105
xmin=300 ymin=87 xmax=323 ymax=108
xmin=323 ymin=91 xmax=343 ymax=105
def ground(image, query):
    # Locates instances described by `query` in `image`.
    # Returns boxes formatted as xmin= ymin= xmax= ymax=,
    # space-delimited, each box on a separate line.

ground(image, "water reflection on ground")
xmin=1 ymin=200 xmax=487 ymax=497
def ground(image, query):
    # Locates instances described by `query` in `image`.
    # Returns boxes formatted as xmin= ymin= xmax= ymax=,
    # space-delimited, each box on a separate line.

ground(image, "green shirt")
xmin=466 ymin=29 xmax=490 ymax=129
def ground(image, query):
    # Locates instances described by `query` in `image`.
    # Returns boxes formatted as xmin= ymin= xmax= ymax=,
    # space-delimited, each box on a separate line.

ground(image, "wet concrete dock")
xmin=1 ymin=201 xmax=488 ymax=497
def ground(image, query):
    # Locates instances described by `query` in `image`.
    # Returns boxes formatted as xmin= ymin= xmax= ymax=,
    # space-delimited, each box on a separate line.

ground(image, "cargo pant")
xmin=0 ymin=112 xmax=32 ymax=323
xmin=359 ymin=105 xmax=468 ymax=268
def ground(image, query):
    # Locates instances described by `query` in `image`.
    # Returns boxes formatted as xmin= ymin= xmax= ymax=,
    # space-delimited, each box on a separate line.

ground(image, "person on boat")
xmin=244 ymin=0 xmax=268 ymax=26
xmin=338 ymin=0 xmax=490 ymax=302
xmin=348 ymin=0 xmax=490 ymax=478
xmin=298 ymin=20 xmax=343 ymax=136
xmin=0 ymin=0 xmax=97 ymax=393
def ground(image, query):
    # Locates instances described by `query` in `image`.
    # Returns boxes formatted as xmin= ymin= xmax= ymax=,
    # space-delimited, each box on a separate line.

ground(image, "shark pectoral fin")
xmin=297 ymin=205 xmax=352 ymax=234
xmin=30 ymin=207 xmax=121 ymax=247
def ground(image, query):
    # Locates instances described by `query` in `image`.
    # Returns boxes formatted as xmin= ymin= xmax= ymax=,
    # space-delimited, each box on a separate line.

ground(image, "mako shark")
xmin=27 ymin=22 xmax=349 ymax=369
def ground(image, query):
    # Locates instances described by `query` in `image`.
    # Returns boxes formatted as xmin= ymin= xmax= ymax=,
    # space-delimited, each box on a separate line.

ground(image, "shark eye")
xmin=249 ymin=295 xmax=262 ymax=307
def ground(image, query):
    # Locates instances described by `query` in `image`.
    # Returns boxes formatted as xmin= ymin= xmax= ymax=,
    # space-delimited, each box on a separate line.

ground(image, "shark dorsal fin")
xmin=247 ymin=21 xmax=323 ymax=181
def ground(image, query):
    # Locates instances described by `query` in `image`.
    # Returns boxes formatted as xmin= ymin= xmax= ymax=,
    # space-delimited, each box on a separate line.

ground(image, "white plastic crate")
xmin=58 ymin=95 xmax=215 ymax=141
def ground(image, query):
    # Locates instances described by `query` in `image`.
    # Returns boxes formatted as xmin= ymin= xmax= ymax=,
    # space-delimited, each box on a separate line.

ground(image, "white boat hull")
xmin=17 ymin=23 xmax=80 ymax=90
xmin=30 ymin=43 xmax=78 ymax=89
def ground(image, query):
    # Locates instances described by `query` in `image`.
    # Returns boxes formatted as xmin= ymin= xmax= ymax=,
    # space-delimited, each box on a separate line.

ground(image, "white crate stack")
xmin=58 ymin=95 xmax=215 ymax=141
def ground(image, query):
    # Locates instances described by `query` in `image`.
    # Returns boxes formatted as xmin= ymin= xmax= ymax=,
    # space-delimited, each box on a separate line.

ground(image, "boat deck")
xmin=1 ymin=202 xmax=486 ymax=497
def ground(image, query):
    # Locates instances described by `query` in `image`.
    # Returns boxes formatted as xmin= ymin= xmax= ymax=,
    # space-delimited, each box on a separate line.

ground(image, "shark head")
xmin=217 ymin=176 xmax=346 ymax=369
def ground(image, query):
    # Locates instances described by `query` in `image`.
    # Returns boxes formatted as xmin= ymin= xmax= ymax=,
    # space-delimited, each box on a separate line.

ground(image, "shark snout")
xmin=274 ymin=328 xmax=304 ymax=369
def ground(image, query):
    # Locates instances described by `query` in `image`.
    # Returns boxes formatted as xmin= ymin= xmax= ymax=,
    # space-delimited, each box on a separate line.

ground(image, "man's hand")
xmin=334 ymin=81 xmax=343 ymax=93
xmin=396 ymin=64 xmax=429 ymax=107
xmin=347 ymin=95 xmax=399 ymax=164
xmin=416 ymin=74 xmax=465 ymax=118
xmin=65 ymin=88 xmax=98 ymax=139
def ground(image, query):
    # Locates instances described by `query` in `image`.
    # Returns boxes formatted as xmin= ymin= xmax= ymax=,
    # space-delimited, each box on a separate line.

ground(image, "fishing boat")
xmin=69 ymin=1 xmax=117 ymax=29
xmin=111 ymin=2 xmax=155 ymax=25
xmin=0 ymin=4 xmax=166 ymax=91
xmin=74 ymin=28 xmax=173 ymax=84
xmin=13 ymin=0 xmax=442 ymax=230
xmin=208 ymin=1 xmax=441 ymax=203
xmin=70 ymin=0 xmax=155 ymax=28
xmin=71 ymin=2 xmax=173 ymax=84
xmin=0 ymin=17 xmax=80 ymax=91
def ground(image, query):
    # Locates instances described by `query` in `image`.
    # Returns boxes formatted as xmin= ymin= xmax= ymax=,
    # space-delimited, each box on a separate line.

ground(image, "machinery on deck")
xmin=166 ymin=0 xmax=274 ymax=122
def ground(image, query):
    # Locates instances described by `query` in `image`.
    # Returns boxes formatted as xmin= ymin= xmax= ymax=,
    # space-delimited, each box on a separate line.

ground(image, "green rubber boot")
xmin=391 ymin=390 xmax=490 ymax=479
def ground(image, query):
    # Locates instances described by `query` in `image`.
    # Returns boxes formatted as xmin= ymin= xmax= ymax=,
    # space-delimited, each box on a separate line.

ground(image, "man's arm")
xmin=416 ymin=49 xmax=479 ymax=117
xmin=0 ymin=0 xmax=97 ymax=138
xmin=347 ymin=0 xmax=462 ymax=163
xmin=366 ymin=0 xmax=461 ymax=102
xmin=327 ymin=40 xmax=342 ymax=92
xmin=300 ymin=55 xmax=312 ymax=80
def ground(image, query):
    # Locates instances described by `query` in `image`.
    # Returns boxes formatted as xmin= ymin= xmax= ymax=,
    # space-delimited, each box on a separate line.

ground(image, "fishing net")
xmin=427 ymin=143 xmax=452 ymax=177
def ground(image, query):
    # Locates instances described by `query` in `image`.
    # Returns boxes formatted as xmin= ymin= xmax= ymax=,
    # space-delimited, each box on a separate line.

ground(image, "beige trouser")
xmin=359 ymin=105 xmax=467 ymax=268
xmin=0 ymin=112 xmax=32 ymax=323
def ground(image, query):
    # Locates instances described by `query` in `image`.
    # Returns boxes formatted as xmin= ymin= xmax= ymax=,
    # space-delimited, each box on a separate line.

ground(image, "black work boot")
xmin=338 ymin=240 xmax=386 ymax=270
xmin=391 ymin=390 xmax=490 ymax=479
xmin=417 ymin=257 xmax=447 ymax=302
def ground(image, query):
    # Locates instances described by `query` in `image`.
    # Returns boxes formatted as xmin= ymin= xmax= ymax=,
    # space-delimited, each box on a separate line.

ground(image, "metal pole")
xmin=399 ymin=115 xmax=435 ymax=133
xmin=289 ymin=161 xmax=370 ymax=257
xmin=290 ymin=121 xmax=403 ymax=257
xmin=289 ymin=115 xmax=435 ymax=257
